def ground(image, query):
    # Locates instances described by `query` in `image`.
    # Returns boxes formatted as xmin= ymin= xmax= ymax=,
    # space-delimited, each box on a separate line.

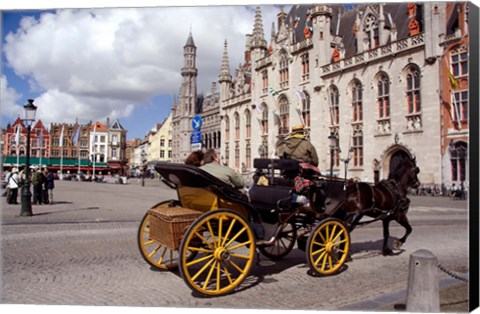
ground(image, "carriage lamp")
xmin=328 ymin=132 xmax=336 ymax=178
xmin=20 ymin=99 xmax=37 ymax=217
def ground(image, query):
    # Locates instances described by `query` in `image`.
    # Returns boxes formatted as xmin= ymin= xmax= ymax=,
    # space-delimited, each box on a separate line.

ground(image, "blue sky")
xmin=1 ymin=2 xmax=287 ymax=140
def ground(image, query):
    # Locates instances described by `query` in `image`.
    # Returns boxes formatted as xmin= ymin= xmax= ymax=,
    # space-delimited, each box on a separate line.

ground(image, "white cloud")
xmin=2 ymin=5 xmax=286 ymax=126
xmin=0 ymin=75 xmax=23 ymax=118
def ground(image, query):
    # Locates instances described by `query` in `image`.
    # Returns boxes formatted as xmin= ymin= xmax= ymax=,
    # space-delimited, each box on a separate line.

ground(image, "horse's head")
xmin=405 ymin=155 xmax=421 ymax=189
xmin=388 ymin=155 xmax=421 ymax=192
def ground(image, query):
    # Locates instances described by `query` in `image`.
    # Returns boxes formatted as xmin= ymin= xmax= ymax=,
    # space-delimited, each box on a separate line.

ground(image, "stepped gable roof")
xmin=91 ymin=121 xmax=108 ymax=132
xmin=286 ymin=3 xmax=421 ymax=58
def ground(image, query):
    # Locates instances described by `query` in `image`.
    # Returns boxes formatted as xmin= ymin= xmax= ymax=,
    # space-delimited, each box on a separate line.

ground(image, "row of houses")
xmin=1 ymin=117 xmax=128 ymax=175
xmin=125 ymin=114 xmax=173 ymax=176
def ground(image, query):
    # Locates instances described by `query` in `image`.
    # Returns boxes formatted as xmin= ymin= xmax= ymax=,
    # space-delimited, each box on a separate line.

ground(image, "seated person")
xmin=200 ymin=149 xmax=244 ymax=189
xmin=275 ymin=124 xmax=319 ymax=167
xmin=185 ymin=150 xmax=204 ymax=166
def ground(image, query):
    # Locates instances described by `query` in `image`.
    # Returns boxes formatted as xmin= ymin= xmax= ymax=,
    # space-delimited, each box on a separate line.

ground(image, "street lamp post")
xmin=328 ymin=132 xmax=336 ymax=178
xmin=141 ymin=150 xmax=147 ymax=187
xmin=20 ymin=99 xmax=37 ymax=217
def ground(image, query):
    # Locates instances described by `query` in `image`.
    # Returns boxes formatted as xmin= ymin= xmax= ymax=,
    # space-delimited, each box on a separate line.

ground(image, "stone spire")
xmin=251 ymin=6 xmax=267 ymax=49
xmin=219 ymin=39 xmax=232 ymax=83
xmin=185 ymin=30 xmax=195 ymax=48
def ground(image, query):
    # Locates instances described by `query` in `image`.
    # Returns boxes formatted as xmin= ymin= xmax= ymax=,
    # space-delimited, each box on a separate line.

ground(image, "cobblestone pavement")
xmin=0 ymin=179 xmax=474 ymax=312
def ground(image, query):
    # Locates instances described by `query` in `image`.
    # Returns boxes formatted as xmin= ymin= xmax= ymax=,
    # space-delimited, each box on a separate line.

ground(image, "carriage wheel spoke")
xmin=228 ymin=240 xmax=251 ymax=251
xmin=202 ymin=259 xmax=217 ymax=290
xmin=314 ymin=250 xmax=327 ymax=265
xmin=206 ymin=221 xmax=217 ymax=246
xmin=186 ymin=253 xmax=214 ymax=267
xmin=147 ymin=244 xmax=161 ymax=258
xmin=187 ymin=246 xmax=213 ymax=253
xmin=221 ymin=219 xmax=236 ymax=246
xmin=144 ymin=239 xmax=155 ymax=246
xmin=225 ymin=227 xmax=247 ymax=248
xmin=194 ymin=231 xmax=215 ymax=249
xmin=191 ymin=258 xmax=215 ymax=281
xmin=228 ymin=259 xmax=245 ymax=274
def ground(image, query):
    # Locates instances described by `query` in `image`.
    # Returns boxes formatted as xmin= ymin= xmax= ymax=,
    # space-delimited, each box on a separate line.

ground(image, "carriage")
xmin=137 ymin=156 xmax=420 ymax=297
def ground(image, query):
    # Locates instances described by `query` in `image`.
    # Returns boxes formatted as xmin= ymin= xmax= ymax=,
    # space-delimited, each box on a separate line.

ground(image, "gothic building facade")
xmin=171 ymin=3 xmax=471 ymax=188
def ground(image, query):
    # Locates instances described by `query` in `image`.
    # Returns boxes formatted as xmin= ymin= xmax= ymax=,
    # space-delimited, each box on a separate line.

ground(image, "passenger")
xmin=185 ymin=150 xmax=205 ymax=167
xmin=275 ymin=124 xmax=319 ymax=167
xmin=200 ymin=149 xmax=244 ymax=189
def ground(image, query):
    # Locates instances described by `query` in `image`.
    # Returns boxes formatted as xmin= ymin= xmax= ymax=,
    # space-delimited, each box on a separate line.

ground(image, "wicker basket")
xmin=149 ymin=206 xmax=202 ymax=250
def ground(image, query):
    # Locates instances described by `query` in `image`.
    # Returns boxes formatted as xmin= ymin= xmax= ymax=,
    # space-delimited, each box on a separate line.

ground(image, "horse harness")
xmin=350 ymin=179 xmax=409 ymax=226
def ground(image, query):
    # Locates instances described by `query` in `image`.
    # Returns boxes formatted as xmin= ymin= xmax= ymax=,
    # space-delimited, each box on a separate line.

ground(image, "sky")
xmin=0 ymin=1 xmax=298 ymax=140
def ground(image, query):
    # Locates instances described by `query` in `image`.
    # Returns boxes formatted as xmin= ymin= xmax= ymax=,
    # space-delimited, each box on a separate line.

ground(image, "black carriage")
xmin=138 ymin=155 xmax=420 ymax=296
xmin=138 ymin=158 xmax=353 ymax=296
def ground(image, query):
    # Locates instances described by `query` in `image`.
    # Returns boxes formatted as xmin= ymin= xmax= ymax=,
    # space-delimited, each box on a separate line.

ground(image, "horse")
xmin=344 ymin=155 xmax=421 ymax=255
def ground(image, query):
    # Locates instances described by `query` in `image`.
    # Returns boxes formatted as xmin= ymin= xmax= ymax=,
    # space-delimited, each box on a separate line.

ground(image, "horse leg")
xmin=382 ymin=217 xmax=394 ymax=255
xmin=393 ymin=212 xmax=412 ymax=249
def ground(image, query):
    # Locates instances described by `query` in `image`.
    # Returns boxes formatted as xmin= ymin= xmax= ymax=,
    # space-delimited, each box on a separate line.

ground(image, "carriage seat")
xmin=252 ymin=158 xmax=299 ymax=186
xmin=154 ymin=162 xmax=249 ymax=205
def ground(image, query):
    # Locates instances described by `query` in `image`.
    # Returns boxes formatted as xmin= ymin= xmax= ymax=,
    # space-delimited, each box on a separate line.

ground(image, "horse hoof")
xmin=393 ymin=240 xmax=402 ymax=250
xmin=382 ymin=249 xmax=394 ymax=256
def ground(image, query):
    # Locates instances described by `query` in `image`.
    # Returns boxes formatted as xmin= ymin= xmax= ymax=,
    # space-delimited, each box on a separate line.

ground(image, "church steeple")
xmin=181 ymin=31 xmax=198 ymax=116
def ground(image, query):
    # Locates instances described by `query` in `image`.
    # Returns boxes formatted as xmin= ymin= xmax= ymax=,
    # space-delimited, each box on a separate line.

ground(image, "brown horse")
xmin=344 ymin=155 xmax=421 ymax=255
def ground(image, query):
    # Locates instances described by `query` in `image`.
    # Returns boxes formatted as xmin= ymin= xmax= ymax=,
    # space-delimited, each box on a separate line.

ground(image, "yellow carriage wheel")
xmin=306 ymin=218 xmax=350 ymax=276
xmin=179 ymin=209 xmax=256 ymax=296
xmin=137 ymin=201 xmax=195 ymax=270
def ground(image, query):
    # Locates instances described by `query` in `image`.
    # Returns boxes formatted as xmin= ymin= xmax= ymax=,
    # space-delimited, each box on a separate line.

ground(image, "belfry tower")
xmin=171 ymin=31 xmax=198 ymax=163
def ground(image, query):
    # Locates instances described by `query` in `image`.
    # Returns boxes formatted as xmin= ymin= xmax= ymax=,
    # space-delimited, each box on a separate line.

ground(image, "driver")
xmin=275 ymin=124 xmax=319 ymax=167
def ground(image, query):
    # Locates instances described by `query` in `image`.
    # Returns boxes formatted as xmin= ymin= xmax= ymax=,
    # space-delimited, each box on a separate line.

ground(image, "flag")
xmin=14 ymin=125 xmax=20 ymax=145
xmin=269 ymin=87 xmax=279 ymax=96
xmin=59 ymin=125 xmax=64 ymax=147
xmin=295 ymin=89 xmax=305 ymax=101
xmin=255 ymin=103 xmax=264 ymax=116
xmin=448 ymin=71 xmax=458 ymax=89
xmin=91 ymin=123 xmax=97 ymax=153
xmin=71 ymin=127 xmax=80 ymax=146
xmin=38 ymin=130 xmax=43 ymax=146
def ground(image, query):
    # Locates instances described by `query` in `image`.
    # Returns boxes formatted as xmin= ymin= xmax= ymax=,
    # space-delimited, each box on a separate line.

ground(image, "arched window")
xmin=245 ymin=109 xmax=251 ymax=139
xmin=406 ymin=66 xmax=421 ymax=114
xmin=234 ymin=112 xmax=240 ymax=140
xmin=450 ymin=141 xmax=467 ymax=183
xmin=278 ymin=96 xmax=290 ymax=136
xmin=352 ymin=80 xmax=363 ymax=122
xmin=224 ymin=115 xmax=230 ymax=142
xmin=377 ymin=74 xmax=390 ymax=119
xmin=302 ymin=91 xmax=311 ymax=128
xmin=234 ymin=142 xmax=240 ymax=170
xmin=246 ymin=142 xmax=251 ymax=169
xmin=279 ymin=51 xmax=289 ymax=88
xmin=352 ymin=128 xmax=363 ymax=167
xmin=261 ymin=103 xmax=268 ymax=134
xmin=329 ymin=86 xmax=339 ymax=125
xmin=301 ymin=52 xmax=309 ymax=81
